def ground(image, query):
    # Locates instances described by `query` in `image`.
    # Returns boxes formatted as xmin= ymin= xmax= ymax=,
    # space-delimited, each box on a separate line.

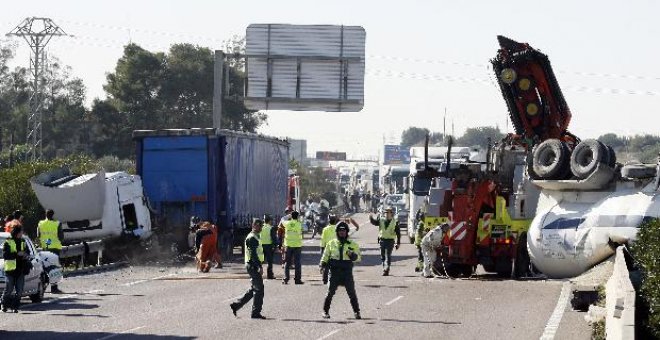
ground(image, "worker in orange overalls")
xmin=195 ymin=222 xmax=216 ymax=273
xmin=4 ymin=211 xmax=23 ymax=234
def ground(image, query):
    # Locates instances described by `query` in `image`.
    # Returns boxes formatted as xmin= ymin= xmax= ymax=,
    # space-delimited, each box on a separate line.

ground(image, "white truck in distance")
xmin=406 ymin=146 xmax=472 ymax=243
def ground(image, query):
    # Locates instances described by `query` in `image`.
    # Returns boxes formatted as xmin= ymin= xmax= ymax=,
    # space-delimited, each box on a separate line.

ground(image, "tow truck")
xmin=431 ymin=36 xmax=591 ymax=277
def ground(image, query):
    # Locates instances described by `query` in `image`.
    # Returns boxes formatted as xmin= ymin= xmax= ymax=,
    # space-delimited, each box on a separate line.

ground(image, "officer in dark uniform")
xmin=230 ymin=219 xmax=266 ymax=319
xmin=319 ymin=222 xmax=362 ymax=320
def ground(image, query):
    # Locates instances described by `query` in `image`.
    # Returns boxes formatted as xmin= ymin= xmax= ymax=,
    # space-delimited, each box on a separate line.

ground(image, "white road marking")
xmin=121 ymin=273 xmax=176 ymax=287
xmin=316 ymin=329 xmax=341 ymax=340
xmin=96 ymin=326 xmax=146 ymax=340
xmin=86 ymin=289 xmax=104 ymax=294
xmin=540 ymin=282 xmax=571 ymax=340
xmin=122 ymin=279 xmax=147 ymax=287
xmin=41 ymin=294 xmax=78 ymax=304
xmin=385 ymin=295 xmax=404 ymax=306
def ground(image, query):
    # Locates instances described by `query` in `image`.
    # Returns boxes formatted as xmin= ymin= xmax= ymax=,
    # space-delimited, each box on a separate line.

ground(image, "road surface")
xmin=0 ymin=214 xmax=591 ymax=339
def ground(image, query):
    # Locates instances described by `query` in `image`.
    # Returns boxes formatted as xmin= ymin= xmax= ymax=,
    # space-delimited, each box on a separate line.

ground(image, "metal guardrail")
xmin=60 ymin=240 xmax=104 ymax=268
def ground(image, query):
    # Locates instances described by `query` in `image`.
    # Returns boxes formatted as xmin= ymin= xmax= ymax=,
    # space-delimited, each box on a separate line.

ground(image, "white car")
xmin=0 ymin=232 xmax=63 ymax=303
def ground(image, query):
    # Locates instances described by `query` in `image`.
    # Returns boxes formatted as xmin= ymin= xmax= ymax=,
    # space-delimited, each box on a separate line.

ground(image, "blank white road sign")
xmin=245 ymin=24 xmax=365 ymax=112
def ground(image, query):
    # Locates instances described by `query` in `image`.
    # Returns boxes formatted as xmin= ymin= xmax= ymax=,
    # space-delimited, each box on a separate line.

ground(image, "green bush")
xmin=0 ymin=155 xmax=98 ymax=237
xmin=630 ymin=218 xmax=660 ymax=338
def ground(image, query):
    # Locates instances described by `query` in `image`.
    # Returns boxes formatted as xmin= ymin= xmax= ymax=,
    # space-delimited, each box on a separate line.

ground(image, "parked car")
xmin=378 ymin=194 xmax=404 ymax=214
xmin=392 ymin=203 xmax=409 ymax=227
xmin=0 ymin=233 xmax=63 ymax=303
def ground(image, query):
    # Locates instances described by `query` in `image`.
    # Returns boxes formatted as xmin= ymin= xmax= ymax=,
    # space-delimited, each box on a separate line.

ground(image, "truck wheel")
xmin=570 ymin=139 xmax=609 ymax=179
xmin=514 ymin=234 xmax=531 ymax=279
xmin=606 ymin=145 xmax=617 ymax=168
xmin=533 ymin=139 xmax=570 ymax=180
xmin=526 ymin=151 xmax=540 ymax=180
xmin=495 ymin=258 xmax=513 ymax=278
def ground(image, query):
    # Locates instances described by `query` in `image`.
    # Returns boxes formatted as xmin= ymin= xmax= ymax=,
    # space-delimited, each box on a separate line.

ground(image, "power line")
xmin=364 ymin=69 xmax=660 ymax=97
xmin=55 ymin=19 xmax=660 ymax=82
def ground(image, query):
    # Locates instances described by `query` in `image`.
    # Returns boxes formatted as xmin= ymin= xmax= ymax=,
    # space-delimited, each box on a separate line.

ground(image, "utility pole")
xmin=7 ymin=17 xmax=67 ymax=161
xmin=443 ymin=107 xmax=447 ymax=143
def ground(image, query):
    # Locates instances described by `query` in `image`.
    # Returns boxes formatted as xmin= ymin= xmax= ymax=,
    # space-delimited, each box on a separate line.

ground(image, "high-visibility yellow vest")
xmin=321 ymin=238 xmax=361 ymax=264
xmin=244 ymin=232 xmax=264 ymax=264
xmin=284 ymin=220 xmax=303 ymax=248
xmin=3 ymin=238 xmax=25 ymax=272
xmin=260 ymin=223 xmax=273 ymax=245
xmin=320 ymin=224 xmax=337 ymax=248
xmin=38 ymin=219 xmax=62 ymax=250
xmin=379 ymin=219 xmax=397 ymax=240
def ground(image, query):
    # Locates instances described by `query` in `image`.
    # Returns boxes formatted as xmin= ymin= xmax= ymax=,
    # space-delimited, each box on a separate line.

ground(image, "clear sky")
xmin=2 ymin=0 xmax=659 ymax=159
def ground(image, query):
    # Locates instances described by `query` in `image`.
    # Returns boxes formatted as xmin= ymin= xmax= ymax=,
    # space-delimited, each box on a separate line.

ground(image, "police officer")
xmin=261 ymin=215 xmax=277 ymax=279
xmin=2 ymin=226 xmax=28 ymax=313
xmin=230 ymin=219 xmax=266 ymax=319
xmin=37 ymin=209 xmax=64 ymax=293
xmin=369 ymin=207 xmax=401 ymax=276
xmin=421 ymin=223 xmax=449 ymax=278
xmin=283 ymin=211 xmax=304 ymax=285
xmin=319 ymin=214 xmax=339 ymax=284
xmin=320 ymin=214 xmax=339 ymax=254
xmin=320 ymin=222 xmax=361 ymax=319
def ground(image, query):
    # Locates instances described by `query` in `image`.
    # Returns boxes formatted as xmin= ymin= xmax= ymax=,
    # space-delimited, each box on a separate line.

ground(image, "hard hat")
xmin=329 ymin=214 xmax=338 ymax=224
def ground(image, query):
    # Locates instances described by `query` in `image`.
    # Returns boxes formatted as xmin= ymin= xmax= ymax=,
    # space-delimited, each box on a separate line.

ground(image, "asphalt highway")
xmin=0 ymin=214 xmax=591 ymax=340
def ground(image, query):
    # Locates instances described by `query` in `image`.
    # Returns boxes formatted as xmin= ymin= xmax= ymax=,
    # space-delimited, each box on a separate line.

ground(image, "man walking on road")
xmin=283 ymin=211 xmax=304 ymax=285
xmin=369 ymin=207 xmax=401 ymax=276
xmin=261 ymin=215 xmax=277 ymax=279
xmin=230 ymin=219 xmax=266 ymax=319
xmin=37 ymin=209 xmax=64 ymax=293
xmin=320 ymin=222 xmax=362 ymax=319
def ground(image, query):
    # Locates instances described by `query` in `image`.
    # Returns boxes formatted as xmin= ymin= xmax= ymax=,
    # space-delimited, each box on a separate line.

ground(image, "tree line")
xmin=401 ymin=127 xmax=660 ymax=163
xmin=400 ymin=126 xmax=505 ymax=149
xmin=0 ymin=38 xmax=265 ymax=165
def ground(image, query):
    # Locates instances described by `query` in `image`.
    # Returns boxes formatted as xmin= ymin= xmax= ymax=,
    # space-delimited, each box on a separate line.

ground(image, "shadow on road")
xmin=21 ymin=297 xmax=99 ymax=312
xmin=19 ymin=312 xmax=109 ymax=318
xmin=361 ymin=284 xmax=409 ymax=289
xmin=0 ymin=331 xmax=195 ymax=340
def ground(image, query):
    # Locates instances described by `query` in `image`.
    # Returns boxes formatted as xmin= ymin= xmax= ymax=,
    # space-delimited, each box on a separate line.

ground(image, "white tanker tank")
xmin=527 ymin=163 xmax=659 ymax=278
xmin=30 ymin=167 xmax=152 ymax=243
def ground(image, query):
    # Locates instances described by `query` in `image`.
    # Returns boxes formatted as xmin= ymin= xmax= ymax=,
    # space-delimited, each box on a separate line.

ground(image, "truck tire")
xmin=495 ymin=257 xmax=513 ymax=278
xmin=607 ymin=145 xmax=617 ymax=168
xmin=513 ymin=233 xmax=531 ymax=279
xmin=533 ymin=139 xmax=570 ymax=180
xmin=570 ymin=139 xmax=609 ymax=179
xmin=526 ymin=151 xmax=540 ymax=180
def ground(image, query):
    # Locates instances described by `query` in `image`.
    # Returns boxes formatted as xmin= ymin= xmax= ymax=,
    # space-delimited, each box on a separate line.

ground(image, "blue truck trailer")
xmin=133 ymin=128 xmax=289 ymax=255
